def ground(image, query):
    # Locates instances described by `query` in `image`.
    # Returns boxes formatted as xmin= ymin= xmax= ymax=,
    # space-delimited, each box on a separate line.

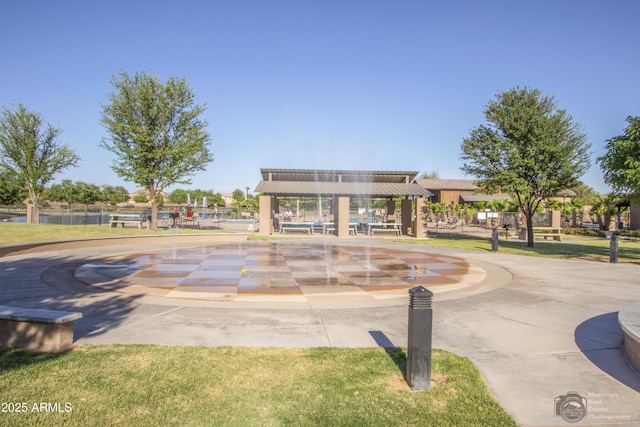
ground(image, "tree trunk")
xmin=148 ymin=187 xmax=158 ymax=231
xmin=525 ymin=209 xmax=535 ymax=248
xmin=28 ymin=188 xmax=40 ymax=224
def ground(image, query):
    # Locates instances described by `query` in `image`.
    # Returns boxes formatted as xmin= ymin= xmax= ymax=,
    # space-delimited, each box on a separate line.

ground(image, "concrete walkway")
xmin=1 ymin=236 xmax=639 ymax=426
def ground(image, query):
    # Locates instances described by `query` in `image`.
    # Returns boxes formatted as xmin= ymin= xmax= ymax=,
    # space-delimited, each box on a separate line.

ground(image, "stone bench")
xmin=0 ymin=305 xmax=83 ymax=353
xmin=618 ymin=302 xmax=640 ymax=374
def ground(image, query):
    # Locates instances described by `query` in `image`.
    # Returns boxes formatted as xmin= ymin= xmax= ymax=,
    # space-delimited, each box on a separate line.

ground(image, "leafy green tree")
xmin=169 ymin=188 xmax=223 ymax=208
xmin=100 ymin=70 xmax=213 ymax=230
xmin=419 ymin=170 xmax=440 ymax=179
xmin=460 ymin=87 xmax=591 ymax=247
xmin=425 ymin=201 xmax=447 ymax=222
xmin=543 ymin=198 xmax=561 ymax=210
xmin=591 ymin=194 xmax=621 ymax=231
xmin=133 ymin=192 xmax=149 ymax=203
xmin=473 ymin=201 xmax=489 ymax=211
xmin=461 ymin=204 xmax=476 ymax=224
xmin=489 ymin=198 xmax=509 ymax=228
xmin=101 ymin=185 xmax=130 ymax=206
xmin=568 ymin=182 xmax=599 ymax=205
xmin=48 ymin=180 xmax=101 ymax=210
xmin=209 ymin=192 xmax=226 ymax=208
xmin=169 ymin=188 xmax=189 ymax=204
xmin=598 ymin=116 xmax=640 ymax=202
xmin=48 ymin=179 xmax=77 ymax=207
xmin=0 ymin=169 xmax=25 ymax=205
xmin=568 ymin=198 xmax=586 ymax=226
xmin=232 ymin=189 xmax=246 ymax=203
xmin=75 ymin=181 xmax=101 ymax=207
xmin=189 ymin=189 xmax=214 ymax=207
xmin=0 ymin=104 xmax=79 ymax=223
xmin=230 ymin=189 xmax=257 ymax=217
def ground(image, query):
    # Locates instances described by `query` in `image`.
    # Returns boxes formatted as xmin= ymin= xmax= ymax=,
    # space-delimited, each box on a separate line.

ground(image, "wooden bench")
xmin=0 ymin=305 xmax=83 ymax=352
xmin=109 ymin=214 xmax=146 ymax=229
xmin=532 ymin=227 xmax=562 ymax=241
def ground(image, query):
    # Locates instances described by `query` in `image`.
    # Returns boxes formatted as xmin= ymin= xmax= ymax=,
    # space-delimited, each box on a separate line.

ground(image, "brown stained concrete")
xmin=72 ymin=242 xmax=487 ymax=304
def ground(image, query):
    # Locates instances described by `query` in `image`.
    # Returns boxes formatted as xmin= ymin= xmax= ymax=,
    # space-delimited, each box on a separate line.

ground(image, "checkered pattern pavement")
xmin=75 ymin=242 xmax=486 ymax=302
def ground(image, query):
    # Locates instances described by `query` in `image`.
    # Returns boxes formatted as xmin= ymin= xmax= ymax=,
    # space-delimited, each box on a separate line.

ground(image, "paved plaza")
xmin=1 ymin=234 xmax=639 ymax=426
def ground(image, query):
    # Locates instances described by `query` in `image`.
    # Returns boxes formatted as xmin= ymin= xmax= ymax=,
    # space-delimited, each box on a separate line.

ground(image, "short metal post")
xmin=407 ymin=286 xmax=433 ymax=390
xmin=491 ymin=228 xmax=499 ymax=252
xmin=610 ymin=233 xmax=619 ymax=263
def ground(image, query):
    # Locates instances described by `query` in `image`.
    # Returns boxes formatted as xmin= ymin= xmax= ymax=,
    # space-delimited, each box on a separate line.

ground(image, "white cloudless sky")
xmin=1 ymin=0 xmax=638 ymax=194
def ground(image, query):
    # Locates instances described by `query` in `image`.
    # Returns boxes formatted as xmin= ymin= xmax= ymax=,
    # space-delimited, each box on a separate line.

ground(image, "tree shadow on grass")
xmin=0 ymin=348 xmax=63 ymax=373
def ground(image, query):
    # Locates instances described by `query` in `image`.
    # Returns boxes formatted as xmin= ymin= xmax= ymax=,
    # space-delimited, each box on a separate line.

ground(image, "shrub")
xmin=616 ymin=229 xmax=640 ymax=238
xmin=562 ymin=227 xmax=606 ymax=238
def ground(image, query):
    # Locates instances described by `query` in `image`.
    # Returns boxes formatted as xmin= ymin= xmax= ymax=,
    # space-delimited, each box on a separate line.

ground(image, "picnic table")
xmin=322 ymin=222 xmax=358 ymax=236
xmin=532 ymin=227 xmax=562 ymax=241
xmin=109 ymin=213 xmax=147 ymax=229
xmin=280 ymin=221 xmax=314 ymax=235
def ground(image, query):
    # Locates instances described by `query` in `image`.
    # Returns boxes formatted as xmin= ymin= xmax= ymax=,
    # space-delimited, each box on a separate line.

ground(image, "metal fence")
xmin=1 ymin=205 xmax=258 ymax=233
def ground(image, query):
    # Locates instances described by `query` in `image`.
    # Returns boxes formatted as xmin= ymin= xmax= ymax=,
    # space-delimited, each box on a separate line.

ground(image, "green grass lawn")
xmin=2 ymin=223 xmax=638 ymax=263
xmin=0 ymin=346 xmax=516 ymax=427
xmin=0 ymin=223 xmax=228 ymax=246
xmin=393 ymin=234 xmax=640 ymax=264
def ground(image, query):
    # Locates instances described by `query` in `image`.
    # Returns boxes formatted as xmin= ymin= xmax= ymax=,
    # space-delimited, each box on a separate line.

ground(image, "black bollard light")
xmin=610 ymin=233 xmax=619 ymax=263
xmin=407 ymin=286 xmax=433 ymax=390
xmin=491 ymin=228 xmax=499 ymax=252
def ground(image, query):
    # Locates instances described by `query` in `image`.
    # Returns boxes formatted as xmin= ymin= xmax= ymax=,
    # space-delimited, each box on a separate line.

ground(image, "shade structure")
xmin=255 ymin=168 xmax=432 ymax=198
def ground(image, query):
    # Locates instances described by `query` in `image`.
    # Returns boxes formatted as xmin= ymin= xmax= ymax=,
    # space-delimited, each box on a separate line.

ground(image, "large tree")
xmin=47 ymin=179 xmax=78 ymax=207
xmin=0 ymin=104 xmax=79 ymax=223
xmin=460 ymin=87 xmax=591 ymax=247
xmin=598 ymin=116 xmax=640 ymax=202
xmin=100 ymin=70 xmax=213 ymax=230
xmin=100 ymin=184 xmax=130 ymax=206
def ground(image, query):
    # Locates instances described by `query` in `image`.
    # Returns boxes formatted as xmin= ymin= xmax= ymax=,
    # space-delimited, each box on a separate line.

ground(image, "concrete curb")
xmin=619 ymin=301 xmax=640 ymax=375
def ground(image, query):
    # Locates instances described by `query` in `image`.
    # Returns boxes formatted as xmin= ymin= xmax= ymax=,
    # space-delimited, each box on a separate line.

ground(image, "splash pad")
xmin=74 ymin=241 xmax=487 ymax=304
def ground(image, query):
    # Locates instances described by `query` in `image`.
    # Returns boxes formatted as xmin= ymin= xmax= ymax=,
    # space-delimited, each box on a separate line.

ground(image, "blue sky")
xmin=1 ymin=1 xmax=638 ymax=195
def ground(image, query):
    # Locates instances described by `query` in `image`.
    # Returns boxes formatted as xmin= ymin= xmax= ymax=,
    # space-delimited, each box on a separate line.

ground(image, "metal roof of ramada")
xmin=255 ymin=169 xmax=432 ymax=197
